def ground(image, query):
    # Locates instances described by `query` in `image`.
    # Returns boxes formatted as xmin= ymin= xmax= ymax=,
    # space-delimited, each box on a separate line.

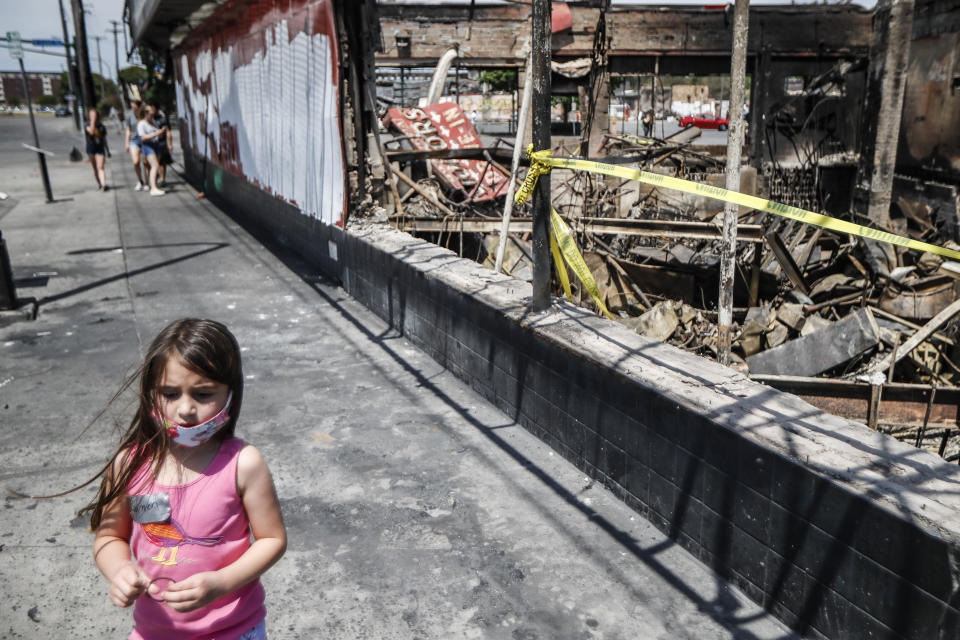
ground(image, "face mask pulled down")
xmin=154 ymin=391 xmax=233 ymax=447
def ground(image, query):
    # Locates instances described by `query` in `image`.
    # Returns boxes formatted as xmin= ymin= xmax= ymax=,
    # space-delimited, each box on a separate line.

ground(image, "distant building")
xmin=0 ymin=71 xmax=63 ymax=105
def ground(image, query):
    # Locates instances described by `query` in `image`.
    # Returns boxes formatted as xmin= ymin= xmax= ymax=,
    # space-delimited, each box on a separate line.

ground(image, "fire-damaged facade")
xmin=128 ymin=0 xmax=379 ymax=237
xmin=899 ymin=0 xmax=960 ymax=184
xmin=173 ymin=0 xmax=345 ymax=224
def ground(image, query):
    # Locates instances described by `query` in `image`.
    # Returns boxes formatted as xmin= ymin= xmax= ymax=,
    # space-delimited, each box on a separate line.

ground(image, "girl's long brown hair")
xmin=69 ymin=318 xmax=245 ymax=530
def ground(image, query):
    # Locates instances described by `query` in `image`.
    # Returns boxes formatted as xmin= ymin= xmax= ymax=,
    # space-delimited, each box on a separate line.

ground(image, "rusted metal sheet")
xmin=877 ymin=275 xmax=960 ymax=321
xmin=383 ymin=105 xmax=509 ymax=202
xmin=173 ymin=0 xmax=345 ymax=225
xmin=752 ymin=374 xmax=960 ymax=428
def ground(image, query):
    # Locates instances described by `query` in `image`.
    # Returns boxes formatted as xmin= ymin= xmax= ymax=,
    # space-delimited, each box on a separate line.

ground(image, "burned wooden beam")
xmin=393 ymin=216 xmax=765 ymax=242
xmin=389 ymin=166 xmax=459 ymax=218
xmin=385 ymin=147 xmax=517 ymax=166
xmin=747 ymin=308 xmax=880 ymax=376
xmin=872 ymin=298 xmax=960 ymax=377
xmin=764 ymin=228 xmax=811 ymax=295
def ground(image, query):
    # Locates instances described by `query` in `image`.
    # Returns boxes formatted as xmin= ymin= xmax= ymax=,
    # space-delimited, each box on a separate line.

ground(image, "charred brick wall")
xmin=897 ymin=0 xmax=960 ymax=183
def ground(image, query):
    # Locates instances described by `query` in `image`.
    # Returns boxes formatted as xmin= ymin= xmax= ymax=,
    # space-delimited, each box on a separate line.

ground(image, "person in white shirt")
xmin=136 ymin=105 xmax=168 ymax=196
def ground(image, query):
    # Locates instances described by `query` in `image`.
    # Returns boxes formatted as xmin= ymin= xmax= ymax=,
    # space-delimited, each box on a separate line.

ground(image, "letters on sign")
xmin=384 ymin=103 xmax=509 ymax=202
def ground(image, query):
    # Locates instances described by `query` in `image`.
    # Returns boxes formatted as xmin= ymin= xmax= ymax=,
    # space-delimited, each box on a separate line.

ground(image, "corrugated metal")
xmin=175 ymin=0 xmax=344 ymax=225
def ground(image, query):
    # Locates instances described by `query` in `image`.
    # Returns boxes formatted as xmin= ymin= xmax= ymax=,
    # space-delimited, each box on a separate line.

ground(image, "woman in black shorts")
xmin=85 ymin=108 xmax=110 ymax=191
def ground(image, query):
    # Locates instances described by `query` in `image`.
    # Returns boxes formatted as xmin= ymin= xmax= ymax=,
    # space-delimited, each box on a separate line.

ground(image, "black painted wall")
xmin=183 ymin=148 xmax=960 ymax=640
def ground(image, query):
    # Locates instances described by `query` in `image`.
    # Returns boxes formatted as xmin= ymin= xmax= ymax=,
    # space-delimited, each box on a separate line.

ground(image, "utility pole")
xmin=717 ymin=0 xmax=750 ymax=366
xmin=531 ymin=0 xmax=551 ymax=311
xmin=109 ymin=21 xmax=121 ymax=91
xmin=57 ymin=0 xmax=81 ymax=129
xmin=93 ymin=35 xmax=105 ymax=99
xmin=70 ymin=0 xmax=95 ymax=113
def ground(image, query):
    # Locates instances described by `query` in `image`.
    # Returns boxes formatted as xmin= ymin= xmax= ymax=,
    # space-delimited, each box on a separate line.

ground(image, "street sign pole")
xmin=19 ymin=58 xmax=55 ymax=203
xmin=8 ymin=32 xmax=55 ymax=203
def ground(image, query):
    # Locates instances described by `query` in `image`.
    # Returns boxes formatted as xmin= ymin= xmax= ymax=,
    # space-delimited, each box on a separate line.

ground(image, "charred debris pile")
xmin=373 ymin=109 xmax=960 ymax=460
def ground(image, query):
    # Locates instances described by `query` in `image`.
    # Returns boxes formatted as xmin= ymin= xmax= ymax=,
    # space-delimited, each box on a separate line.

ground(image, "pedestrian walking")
xmin=85 ymin=108 xmax=111 ymax=191
xmin=124 ymin=100 xmax=147 ymax=191
xmin=80 ymin=318 xmax=286 ymax=639
xmin=137 ymin=105 xmax=168 ymax=196
xmin=151 ymin=105 xmax=175 ymax=188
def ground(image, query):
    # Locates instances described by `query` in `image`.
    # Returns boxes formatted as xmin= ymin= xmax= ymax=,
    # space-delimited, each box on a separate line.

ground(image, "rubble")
xmin=747 ymin=308 xmax=881 ymax=376
xmin=378 ymin=88 xmax=960 ymax=461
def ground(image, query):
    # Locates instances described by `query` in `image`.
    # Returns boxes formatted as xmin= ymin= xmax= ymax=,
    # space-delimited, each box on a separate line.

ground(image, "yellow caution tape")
xmin=550 ymin=206 xmax=613 ymax=320
xmin=549 ymin=226 xmax=573 ymax=301
xmin=516 ymin=147 xmax=960 ymax=262
xmin=514 ymin=157 xmax=550 ymax=209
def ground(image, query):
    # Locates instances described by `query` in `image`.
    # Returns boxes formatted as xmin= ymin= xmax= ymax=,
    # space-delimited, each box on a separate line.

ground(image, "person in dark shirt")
xmin=150 ymin=105 xmax=175 ymax=187
xmin=85 ymin=108 xmax=111 ymax=191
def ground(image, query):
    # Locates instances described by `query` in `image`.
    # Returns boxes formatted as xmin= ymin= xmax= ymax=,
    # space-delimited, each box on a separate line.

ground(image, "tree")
xmin=7 ymin=95 xmax=22 ymax=108
xmin=57 ymin=71 xmax=70 ymax=103
xmin=478 ymin=69 xmax=516 ymax=93
xmin=90 ymin=73 xmax=118 ymax=106
xmin=137 ymin=45 xmax=175 ymax=116
xmin=36 ymin=94 xmax=58 ymax=107
xmin=119 ymin=66 xmax=148 ymax=85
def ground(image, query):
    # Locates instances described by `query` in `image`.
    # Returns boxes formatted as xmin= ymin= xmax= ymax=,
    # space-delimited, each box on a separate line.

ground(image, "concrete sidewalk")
xmin=0 ymin=116 xmax=795 ymax=640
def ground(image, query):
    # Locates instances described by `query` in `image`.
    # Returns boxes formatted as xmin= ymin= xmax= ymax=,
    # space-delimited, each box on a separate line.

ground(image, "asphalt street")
xmin=0 ymin=114 xmax=793 ymax=639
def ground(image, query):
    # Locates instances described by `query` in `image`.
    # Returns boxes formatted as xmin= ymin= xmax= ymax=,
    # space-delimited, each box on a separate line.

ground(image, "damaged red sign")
xmin=383 ymin=103 xmax=510 ymax=202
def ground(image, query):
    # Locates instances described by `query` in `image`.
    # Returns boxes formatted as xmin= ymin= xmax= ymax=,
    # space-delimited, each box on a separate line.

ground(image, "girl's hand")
xmin=108 ymin=562 xmax=149 ymax=608
xmin=160 ymin=571 xmax=228 ymax=612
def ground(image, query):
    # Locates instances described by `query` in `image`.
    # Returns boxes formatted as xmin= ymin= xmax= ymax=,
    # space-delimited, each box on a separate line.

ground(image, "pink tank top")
xmin=127 ymin=438 xmax=266 ymax=640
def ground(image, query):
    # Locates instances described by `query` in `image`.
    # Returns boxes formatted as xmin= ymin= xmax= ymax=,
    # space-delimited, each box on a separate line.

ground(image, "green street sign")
xmin=7 ymin=31 xmax=23 ymax=60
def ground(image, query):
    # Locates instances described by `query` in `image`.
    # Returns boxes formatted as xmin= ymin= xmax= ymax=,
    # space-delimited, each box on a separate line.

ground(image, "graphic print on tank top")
xmin=129 ymin=492 xmax=223 ymax=567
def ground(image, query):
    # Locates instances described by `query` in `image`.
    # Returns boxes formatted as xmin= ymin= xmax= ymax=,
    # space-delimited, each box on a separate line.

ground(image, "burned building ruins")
xmin=372 ymin=1 xmax=960 ymax=461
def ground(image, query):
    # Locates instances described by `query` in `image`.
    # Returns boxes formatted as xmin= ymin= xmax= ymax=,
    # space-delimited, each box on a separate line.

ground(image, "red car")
xmin=679 ymin=115 xmax=729 ymax=131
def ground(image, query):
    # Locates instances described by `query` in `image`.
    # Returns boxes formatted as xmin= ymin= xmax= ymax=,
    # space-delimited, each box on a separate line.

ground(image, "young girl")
xmin=82 ymin=318 xmax=286 ymax=639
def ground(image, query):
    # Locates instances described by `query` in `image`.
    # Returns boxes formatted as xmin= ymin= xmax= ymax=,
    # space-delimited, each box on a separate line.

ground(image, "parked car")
xmin=679 ymin=114 xmax=728 ymax=131
xmin=54 ymin=105 xmax=71 ymax=117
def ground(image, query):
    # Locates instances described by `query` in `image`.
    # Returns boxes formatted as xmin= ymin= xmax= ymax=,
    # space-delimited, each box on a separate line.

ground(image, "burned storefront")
xmin=369 ymin=1 xmax=960 ymax=462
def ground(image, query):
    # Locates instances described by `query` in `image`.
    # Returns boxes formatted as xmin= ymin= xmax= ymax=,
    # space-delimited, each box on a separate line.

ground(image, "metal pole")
xmin=110 ymin=21 xmax=121 ymax=94
xmin=531 ymin=0 xmax=552 ymax=311
xmin=0 ymin=231 xmax=18 ymax=311
xmin=93 ymin=35 xmax=105 ymax=98
xmin=70 ymin=0 xmax=95 ymax=111
xmin=495 ymin=51 xmax=534 ymax=274
xmin=57 ymin=0 xmax=81 ymax=130
xmin=19 ymin=59 xmax=54 ymax=203
xmin=110 ymin=22 xmax=120 ymax=81
xmin=717 ymin=0 xmax=750 ymax=365
xmin=455 ymin=54 xmax=461 ymax=106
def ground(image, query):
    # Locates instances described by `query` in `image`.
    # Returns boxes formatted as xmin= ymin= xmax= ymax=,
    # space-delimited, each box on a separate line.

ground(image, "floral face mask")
xmin=153 ymin=391 xmax=233 ymax=447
